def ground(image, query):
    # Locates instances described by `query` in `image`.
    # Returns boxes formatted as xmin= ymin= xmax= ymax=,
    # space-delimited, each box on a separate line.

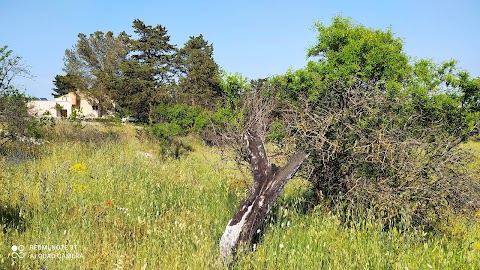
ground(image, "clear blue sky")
xmin=1 ymin=0 xmax=479 ymax=98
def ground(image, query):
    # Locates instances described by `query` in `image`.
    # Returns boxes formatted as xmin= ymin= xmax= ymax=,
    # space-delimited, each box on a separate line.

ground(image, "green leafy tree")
xmin=177 ymin=35 xmax=221 ymax=109
xmin=62 ymin=31 xmax=128 ymax=116
xmin=446 ymin=68 xmax=480 ymax=112
xmin=115 ymin=19 xmax=178 ymax=123
xmin=0 ymin=46 xmax=36 ymax=145
xmin=270 ymin=17 xmax=480 ymax=231
xmin=219 ymin=71 xmax=250 ymax=111
xmin=409 ymin=59 xmax=479 ymax=138
xmin=307 ymin=16 xmax=411 ymax=91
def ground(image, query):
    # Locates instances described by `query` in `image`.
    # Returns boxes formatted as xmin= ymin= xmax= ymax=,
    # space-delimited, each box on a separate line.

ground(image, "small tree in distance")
xmin=0 ymin=45 xmax=37 ymax=146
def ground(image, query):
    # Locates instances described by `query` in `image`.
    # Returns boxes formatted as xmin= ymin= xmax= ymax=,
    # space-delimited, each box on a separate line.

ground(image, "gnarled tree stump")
xmin=220 ymin=130 xmax=307 ymax=263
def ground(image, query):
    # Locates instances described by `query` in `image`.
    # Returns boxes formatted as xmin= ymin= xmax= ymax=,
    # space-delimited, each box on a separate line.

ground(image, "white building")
xmin=28 ymin=92 xmax=109 ymax=119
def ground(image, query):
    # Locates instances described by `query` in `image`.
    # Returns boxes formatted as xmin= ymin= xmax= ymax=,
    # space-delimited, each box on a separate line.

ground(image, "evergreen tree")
xmin=61 ymin=31 xmax=128 ymax=116
xmin=52 ymin=74 xmax=81 ymax=97
xmin=115 ymin=19 xmax=178 ymax=123
xmin=178 ymin=35 xmax=221 ymax=109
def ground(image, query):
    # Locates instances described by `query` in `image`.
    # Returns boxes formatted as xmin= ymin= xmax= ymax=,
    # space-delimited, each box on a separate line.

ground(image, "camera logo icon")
xmin=11 ymin=245 xmax=26 ymax=259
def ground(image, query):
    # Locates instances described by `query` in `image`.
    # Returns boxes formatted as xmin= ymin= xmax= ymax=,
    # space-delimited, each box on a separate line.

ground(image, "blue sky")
xmin=1 ymin=0 xmax=479 ymax=98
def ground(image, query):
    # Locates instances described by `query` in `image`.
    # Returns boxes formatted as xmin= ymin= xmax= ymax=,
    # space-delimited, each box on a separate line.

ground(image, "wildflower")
xmin=107 ymin=201 xmax=111 ymax=206
xmin=279 ymin=243 xmax=284 ymax=249
xmin=69 ymin=163 xmax=87 ymax=174
xmin=473 ymin=241 xmax=480 ymax=251
xmin=117 ymin=206 xmax=128 ymax=215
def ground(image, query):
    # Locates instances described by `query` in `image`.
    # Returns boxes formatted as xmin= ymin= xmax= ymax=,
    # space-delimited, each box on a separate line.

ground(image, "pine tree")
xmin=178 ymin=35 xmax=221 ymax=109
xmin=115 ymin=19 xmax=178 ymax=123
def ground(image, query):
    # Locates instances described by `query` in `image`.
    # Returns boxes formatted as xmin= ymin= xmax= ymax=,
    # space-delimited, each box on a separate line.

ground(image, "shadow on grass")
xmin=0 ymin=205 xmax=27 ymax=233
xmin=159 ymin=139 xmax=193 ymax=159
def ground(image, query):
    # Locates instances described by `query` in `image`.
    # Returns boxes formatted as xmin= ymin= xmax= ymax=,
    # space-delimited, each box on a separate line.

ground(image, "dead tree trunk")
xmin=220 ymin=130 xmax=308 ymax=263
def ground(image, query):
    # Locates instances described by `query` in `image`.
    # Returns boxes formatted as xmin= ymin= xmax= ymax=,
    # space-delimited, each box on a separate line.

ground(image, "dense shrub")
xmin=149 ymin=103 xmax=210 ymax=158
xmin=254 ymin=16 xmax=480 ymax=232
xmin=150 ymin=122 xmax=184 ymax=139
xmin=153 ymin=103 xmax=208 ymax=132
xmin=0 ymin=89 xmax=38 ymax=143
xmin=276 ymin=78 xmax=479 ymax=230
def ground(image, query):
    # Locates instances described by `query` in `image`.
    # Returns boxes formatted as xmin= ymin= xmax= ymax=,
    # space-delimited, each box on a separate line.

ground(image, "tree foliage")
xmin=269 ymin=16 xmax=480 ymax=230
xmin=219 ymin=72 xmax=250 ymax=111
xmin=114 ymin=19 xmax=178 ymax=123
xmin=56 ymin=20 xmax=226 ymax=123
xmin=307 ymin=16 xmax=410 ymax=91
xmin=0 ymin=46 xmax=32 ymax=91
xmin=178 ymin=35 xmax=221 ymax=109
xmin=0 ymin=46 xmax=36 ymax=145
xmin=52 ymin=74 xmax=81 ymax=97
xmin=62 ymin=31 xmax=128 ymax=116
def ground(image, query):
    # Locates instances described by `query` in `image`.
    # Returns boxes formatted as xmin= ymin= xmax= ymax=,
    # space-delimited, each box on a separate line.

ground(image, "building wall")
xmin=28 ymin=92 xmax=111 ymax=119
xmin=28 ymin=100 xmax=72 ymax=117
xmin=78 ymin=98 xmax=99 ymax=118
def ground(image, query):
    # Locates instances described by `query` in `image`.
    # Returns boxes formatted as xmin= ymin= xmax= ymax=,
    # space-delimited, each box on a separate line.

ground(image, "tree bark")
xmin=219 ymin=130 xmax=308 ymax=263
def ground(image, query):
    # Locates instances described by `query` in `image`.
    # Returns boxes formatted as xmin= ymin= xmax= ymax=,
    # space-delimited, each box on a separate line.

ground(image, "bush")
xmin=153 ymin=103 xmax=208 ymax=132
xmin=0 ymin=89 xmax=39 ymax=144
xmin=150 ymin=103 xmax=214 ymax=156
xmin=278 ymin=78 xmax=480 ymax=231
xmin=150 ymin=122 xmax=184 ymax=139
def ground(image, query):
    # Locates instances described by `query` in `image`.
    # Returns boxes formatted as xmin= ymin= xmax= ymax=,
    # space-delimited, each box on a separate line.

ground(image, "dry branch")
xmin=219 ymin=130 xmax=307 ymax=264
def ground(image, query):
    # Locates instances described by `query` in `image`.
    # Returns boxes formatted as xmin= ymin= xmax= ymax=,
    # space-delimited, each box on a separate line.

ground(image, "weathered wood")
xmin=220 ymin=130 xmax=308 ymax=263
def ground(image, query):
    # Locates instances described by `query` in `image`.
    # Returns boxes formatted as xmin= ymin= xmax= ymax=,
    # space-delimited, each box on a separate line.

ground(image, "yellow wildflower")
xmin=69 ymin=163 xmax=87 ymax=174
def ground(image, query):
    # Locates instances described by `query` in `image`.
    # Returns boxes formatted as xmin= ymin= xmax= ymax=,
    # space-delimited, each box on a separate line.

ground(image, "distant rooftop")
xmin=36 ymin=98 xmax=48 ymax=101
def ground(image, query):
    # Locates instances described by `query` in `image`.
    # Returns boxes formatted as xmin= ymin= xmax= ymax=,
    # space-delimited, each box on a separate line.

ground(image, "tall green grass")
xmin=1 ymin=125 xmax=479 ymax=269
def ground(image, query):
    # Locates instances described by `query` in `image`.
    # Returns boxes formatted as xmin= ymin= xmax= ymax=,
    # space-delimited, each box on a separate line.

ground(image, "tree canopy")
xmin=113 ymin=19 xmax=179 ymax=123
xmin=52 ymin=74 xmax=82 ymax=97
xmin=267 ymin=16 xmax=480 ymax=229
xmin=307 ymin=16 xmax=411 ymax=89
xmin=177 ymin=34 xmax=221 ymax=109
xmin=62 ymin=31 xmax=128 ymax=116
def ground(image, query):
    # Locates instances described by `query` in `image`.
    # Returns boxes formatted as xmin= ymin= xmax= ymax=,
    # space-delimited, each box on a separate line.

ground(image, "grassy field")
xmin=1 ymin=123 xmax=479 ymax=269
